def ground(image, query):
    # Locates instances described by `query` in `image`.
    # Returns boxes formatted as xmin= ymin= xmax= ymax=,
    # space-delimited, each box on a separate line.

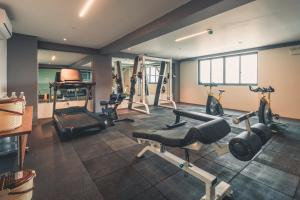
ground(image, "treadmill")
xmin=50 ymin=69 xmax=107 ymax=140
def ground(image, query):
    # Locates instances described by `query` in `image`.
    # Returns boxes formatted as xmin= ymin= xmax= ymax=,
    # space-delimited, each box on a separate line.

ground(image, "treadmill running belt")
xmin=53 ymin=107 xmax=107 ymax=139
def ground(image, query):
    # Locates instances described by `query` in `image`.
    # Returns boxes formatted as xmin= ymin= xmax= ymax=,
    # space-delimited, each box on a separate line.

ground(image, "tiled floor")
xmin=1 ymin=104 xmax=300 ymax=200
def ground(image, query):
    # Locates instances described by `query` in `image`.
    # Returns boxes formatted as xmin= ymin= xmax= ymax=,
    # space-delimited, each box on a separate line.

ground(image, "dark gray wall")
xmin=92 ymin=55 xmax=112 ymax=112
xmin=7 ymin=34 xmax=38 ymax=119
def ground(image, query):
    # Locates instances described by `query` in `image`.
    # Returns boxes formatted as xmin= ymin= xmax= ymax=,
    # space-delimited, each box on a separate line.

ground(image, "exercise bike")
xmin=204 ymin=83 xmax=225 ymax=116
xmin=249 ymin=86 xmax=280 ymax=126
xmin=100 ymin=93 xmax=134 ymax=126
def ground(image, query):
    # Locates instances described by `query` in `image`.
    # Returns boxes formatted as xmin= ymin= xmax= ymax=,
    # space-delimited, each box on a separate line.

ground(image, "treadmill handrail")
xmin=49 ymin=81 xmax=95 ymax=89
xmin=50 ymin=81 xmax=96 ymax=118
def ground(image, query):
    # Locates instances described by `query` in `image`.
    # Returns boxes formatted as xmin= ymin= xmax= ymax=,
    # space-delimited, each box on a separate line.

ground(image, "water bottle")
xmin=19 ymin=92 xmax=26 ymax=109
xmin=10 ymin=92 xmax=17 ymax=99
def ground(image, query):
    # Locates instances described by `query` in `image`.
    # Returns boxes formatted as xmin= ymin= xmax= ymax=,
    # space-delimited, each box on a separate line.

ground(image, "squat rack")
xmin=128 ymin=55 xmax=177 ymax=114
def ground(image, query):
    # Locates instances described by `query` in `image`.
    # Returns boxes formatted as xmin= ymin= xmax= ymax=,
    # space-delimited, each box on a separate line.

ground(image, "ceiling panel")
xmin=0 ymin=0 xmax=189 ymax=48
xmin=122 ymin=0 xmax=300 ymax=59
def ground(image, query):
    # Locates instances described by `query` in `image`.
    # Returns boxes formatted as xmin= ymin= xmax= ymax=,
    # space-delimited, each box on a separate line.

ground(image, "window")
xmin=211 ymin=58 xmax=223 ymax=84
xmin=240 ymin=54 xmax=257 ymax=84
xmin=225 ymin=56 xmax=239 ymax=84
xmin=146 ymin=66 xmax=160 ymax=83
xmin=198 ymin=53 xmax=257 ymax=85
xmin=80 ymin=70 xmax=92 ymax=82
xmin=199 ymin=60 xmax=210 ymax=83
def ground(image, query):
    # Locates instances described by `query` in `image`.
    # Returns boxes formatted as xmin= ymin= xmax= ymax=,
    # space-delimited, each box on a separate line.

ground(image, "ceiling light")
xmin=127 ymin=48 xmax=131 ymax=51
xmin=175 ymin=29 xmax=213 ymax=42
xmin=63 ymin=38 xmax=67 ymax=41
xmin=79 ymin=0 xmax=95 ymax=18
xmin=51 ymin=55 xmax=56 ymax=61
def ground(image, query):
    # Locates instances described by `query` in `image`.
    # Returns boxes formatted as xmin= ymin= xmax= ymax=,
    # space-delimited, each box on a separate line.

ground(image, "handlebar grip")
xmin=232 ymin=111 xmax=256 ymax=124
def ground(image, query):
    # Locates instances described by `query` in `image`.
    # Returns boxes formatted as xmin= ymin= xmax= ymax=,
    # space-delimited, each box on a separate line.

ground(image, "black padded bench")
xmin=167 ymin=109 xmax=219 ymax=128
xmin=133 ymin=117 xmax=230 ymax=147
xmin=132 ymin=111 xmax=232 ymax=200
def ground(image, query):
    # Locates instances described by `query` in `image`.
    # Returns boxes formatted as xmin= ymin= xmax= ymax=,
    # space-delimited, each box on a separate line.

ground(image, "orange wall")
xmin=180 ymin=46 xmax=300 ymax=119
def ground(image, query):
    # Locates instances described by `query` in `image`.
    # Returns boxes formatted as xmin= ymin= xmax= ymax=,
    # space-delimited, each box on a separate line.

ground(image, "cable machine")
xmin=128 ymin=55 xmax=176 ymax=114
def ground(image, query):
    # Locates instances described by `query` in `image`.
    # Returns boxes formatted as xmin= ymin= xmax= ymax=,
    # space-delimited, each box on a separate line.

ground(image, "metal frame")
xmin=136 ymin=138 xmax=231 ymax=200
xmin=129 ymin=56 xmax=150 ymax=115
xmin=129 ymin=55 xmax=176 ymax=114
xmin=142 ymin=56 xmax=177 ymax=110
xmin=50 ymin=82 xmax=94 ymax=117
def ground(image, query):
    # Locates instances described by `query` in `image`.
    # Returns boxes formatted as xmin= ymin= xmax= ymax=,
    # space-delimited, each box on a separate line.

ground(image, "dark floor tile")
xmin=72 ymin=138 xmax=114 ymax=161
xmin=98 ymin=130 xmax=125 ymax=142
xmin=156 ymin=171 xmax=205 ymax=200
xmin=194 ymin=158 xmax=237 ymax=183
xmin=95 ymin=167 xmax=151 ymax=200
xmin=255 ymin=149 xmax=300 ymax=176
xmin=265 ymin=135 xmax=300 ymax=161
xmin=230 ymin=174 xmax=292 ymax=200
xmin=131 ymin=186 xmax=167 ymax=200
xmin=204 ymin=151 xmax=249 ymax=172
xmin=29 ymin=151 xmax=87 ymax=184
xmin=30 ymin=151 xmax=103 ymax=200
xmin=295 ymin=182 xmax=300 ymax=200
xmin=83 ymin=152 xmax=128 ymax=180
xmin=33 ymin=174 xmax=103 ymax=200
xmin=167 ymin=147 xmax=202 ymax=163
xmin=104 ymin=136 xmax=137 ymax=151
xmin=116 ymin=144 xmax=153 ymax=164
xmin=133 ymin=155 xmax=179 ymax=185
xmin=241 ymin=161 xmax=299 ymax=197
xmin=72 ymin=133 xmax=105 ymax=147
xmin=25 ymin=143 xmax=78 ymax=171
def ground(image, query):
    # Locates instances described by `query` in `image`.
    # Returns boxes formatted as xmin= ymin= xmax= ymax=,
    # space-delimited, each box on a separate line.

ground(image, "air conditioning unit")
xmin=289 ymin=46 xmax=300 ymax=55
xmin=0 ymin=8 xmax=12 ymax=39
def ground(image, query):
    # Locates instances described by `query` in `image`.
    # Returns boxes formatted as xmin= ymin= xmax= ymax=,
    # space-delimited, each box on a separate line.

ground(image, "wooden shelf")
xmin=0 ymin=106 xmax=33 ymax=138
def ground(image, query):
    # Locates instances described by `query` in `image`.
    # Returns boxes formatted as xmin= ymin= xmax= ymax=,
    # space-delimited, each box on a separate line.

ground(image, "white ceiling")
xmin=0 ymin=0 xmax=189 ymax=48
xmin=38 ymin=50 xmax=87 ymax=65
xmin=123 ymin=0 xmax=300 ymax=59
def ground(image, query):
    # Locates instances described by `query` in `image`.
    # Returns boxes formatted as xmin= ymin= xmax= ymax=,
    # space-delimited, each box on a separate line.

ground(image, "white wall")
xmin=0 ymin=39 xmax=7 ymax=94
xmin=180 ymin=46 xmax=300 ymax=120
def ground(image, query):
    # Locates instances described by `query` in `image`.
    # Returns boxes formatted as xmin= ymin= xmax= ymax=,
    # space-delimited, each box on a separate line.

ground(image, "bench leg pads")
xmin=136 ymin=141 xmax=231 ymax=200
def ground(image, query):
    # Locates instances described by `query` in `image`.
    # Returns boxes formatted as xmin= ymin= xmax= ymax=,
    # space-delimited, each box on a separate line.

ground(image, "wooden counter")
xmin=0 ymin=106 xmax=33 ymax=169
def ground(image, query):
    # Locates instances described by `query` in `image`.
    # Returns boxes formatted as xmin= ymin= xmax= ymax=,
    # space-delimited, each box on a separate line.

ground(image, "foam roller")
xmin=229 ymin=131 xmax=262 ymax=161
xmin=251 ymin=123 xmax=272 ymax=145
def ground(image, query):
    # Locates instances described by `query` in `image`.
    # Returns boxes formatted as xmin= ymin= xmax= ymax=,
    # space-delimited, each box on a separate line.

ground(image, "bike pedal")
xmin=273 ymin=114 xmax=280 ymax=120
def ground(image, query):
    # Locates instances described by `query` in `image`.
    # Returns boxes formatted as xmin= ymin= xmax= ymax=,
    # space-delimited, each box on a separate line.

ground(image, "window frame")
xmin=198 ymin=52 xmax=258 ymax=86
xmin=146 ymin=65 xmax=160 ymax=84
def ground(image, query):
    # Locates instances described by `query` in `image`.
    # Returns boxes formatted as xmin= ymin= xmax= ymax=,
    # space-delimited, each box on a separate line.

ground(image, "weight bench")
xmin=133 ymin=113 xmax=232 ymax=200
xmin=167 ymin=109 xmax=219 ymax=128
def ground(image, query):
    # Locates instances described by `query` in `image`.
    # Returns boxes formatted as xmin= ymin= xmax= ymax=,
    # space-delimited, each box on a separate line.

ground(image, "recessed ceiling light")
xmin=79 ymin=0 xmax=95 ymax=18
xmin=175 ymin=29 xmax=213 ymax=42
xmin=63 ymin=38 xmax=67 ymax=41
xmin=51 ymin=55 xmax=56 ymax=61
xmin=127 ymin=48 xmax=131 ymax=51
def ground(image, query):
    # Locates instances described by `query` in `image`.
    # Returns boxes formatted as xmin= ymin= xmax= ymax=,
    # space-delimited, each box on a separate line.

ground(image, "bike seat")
xmin=219 ymin=90 xmax=225 ymax=93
